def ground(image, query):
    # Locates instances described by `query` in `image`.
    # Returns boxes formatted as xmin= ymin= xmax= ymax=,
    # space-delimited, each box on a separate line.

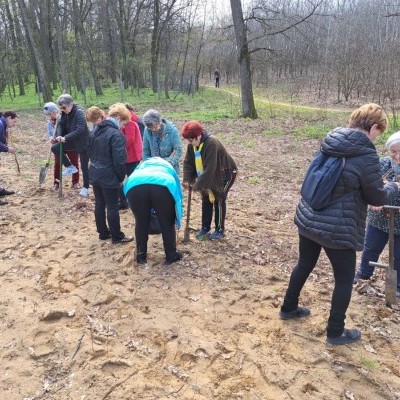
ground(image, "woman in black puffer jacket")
xmin=279 ymin=103 xmax=400 ymax=346
xmin=87 ymin=103 xmax=133 ymax=245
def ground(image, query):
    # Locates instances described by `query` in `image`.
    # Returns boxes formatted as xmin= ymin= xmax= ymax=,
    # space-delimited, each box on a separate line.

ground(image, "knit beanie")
xmin=386 ymin=131 xmax=400 ymax=149
xmin=43 ymin=102 xmax=58 ymax=115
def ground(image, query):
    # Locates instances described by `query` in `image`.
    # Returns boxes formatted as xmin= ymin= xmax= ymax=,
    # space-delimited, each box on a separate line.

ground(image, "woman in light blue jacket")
xmin=124 ymin=157 xmax=183 ymax=266
xmin=142 ymin=109 xmax=182 ymax=173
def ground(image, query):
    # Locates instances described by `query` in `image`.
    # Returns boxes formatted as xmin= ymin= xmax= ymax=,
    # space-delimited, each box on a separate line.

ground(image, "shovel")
xmin=39 ymin=120 xmax=58 ymax=185
xmin=369 ymin=205 xmax=399 ymax=308
xmin=183 ymin=186 xmax=192 ymax=243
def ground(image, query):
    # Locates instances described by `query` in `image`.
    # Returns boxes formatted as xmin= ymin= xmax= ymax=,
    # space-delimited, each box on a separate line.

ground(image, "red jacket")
xmin=122 ymin=111 xmax=143 ymax=163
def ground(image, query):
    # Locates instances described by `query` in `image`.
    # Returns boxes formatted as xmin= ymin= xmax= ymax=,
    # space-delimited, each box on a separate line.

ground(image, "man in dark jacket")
xmin=51 ymin=94 xmax=90 ymax=197
xmin=88 ymin=103 xmax=132 ymax=244
xmin=279 ymin=103 xmax=400 ymax=346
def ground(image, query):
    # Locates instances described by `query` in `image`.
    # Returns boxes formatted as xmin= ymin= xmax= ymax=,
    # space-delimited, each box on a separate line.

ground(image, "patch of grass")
xmin=244 ymin=140 xmax=256 ymax=148
xmin=262 ymin=128 xmax=286 ymax=136
xmin=248 ymin=177 xmax=260 ymax=184
xmin=295 ymin=123 xmax=333 ymax=139
xmin=359 ymin=357 xmax=379 ymax=370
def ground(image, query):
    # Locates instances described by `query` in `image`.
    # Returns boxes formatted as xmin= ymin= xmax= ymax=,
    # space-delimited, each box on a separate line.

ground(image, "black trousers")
xmin=51 ymin=142 xmax=89 ymax=189
xmin=126 ymin=184 xmax=176 ymax=261
xmin=201 ymin=169 xmax=236 ymax=231
xmin=92 ymin=185 xmax=124 ymax=241
xmin=281 ymin=234 xmax=356 ymax=338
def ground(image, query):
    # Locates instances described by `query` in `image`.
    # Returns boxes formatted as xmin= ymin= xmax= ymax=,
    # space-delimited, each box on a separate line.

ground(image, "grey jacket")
xmin=295 ymin=127 xmax=398 ymax=251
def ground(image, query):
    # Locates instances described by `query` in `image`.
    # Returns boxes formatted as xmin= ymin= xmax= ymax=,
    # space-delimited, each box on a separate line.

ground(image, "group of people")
xmin=41 ymin=96 xmax=238 ymax=264
xmin=2 ymin=98 xmax=400 ymax=346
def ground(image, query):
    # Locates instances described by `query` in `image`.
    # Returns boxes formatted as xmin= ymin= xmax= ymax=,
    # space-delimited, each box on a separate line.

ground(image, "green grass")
xmin=359 ymin=357 xmax=379 ymax=370
xmin=248 ymin=177 xmax=260 ymax=184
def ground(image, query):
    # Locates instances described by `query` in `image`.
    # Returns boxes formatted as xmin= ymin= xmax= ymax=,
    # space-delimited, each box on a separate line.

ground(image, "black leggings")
xmin=126 ymin=184 xmax=177 ymax=261
xmin=282 ymin=234 xmax=356 ymax=337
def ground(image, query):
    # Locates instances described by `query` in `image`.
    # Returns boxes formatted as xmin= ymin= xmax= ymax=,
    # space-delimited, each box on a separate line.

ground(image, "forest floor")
xmin=0 ymin=110 xmax=400 ymax=400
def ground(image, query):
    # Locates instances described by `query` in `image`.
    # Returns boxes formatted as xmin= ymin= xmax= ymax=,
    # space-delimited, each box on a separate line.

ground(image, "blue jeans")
xmin=358 ymin=225 xmax=400 ymax=288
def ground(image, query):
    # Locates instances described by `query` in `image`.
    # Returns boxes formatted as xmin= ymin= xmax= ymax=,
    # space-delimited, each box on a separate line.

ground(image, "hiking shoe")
xmin=164 ymin=251 xmax=183 ymax=265
xmin=118 ymin=203 xmax=129 ymax=210
xmin=53 ymin=181 xmax=60 ymax=190
xmin=353 ymin=271 xmax=371 ymax=284
xmin=0 ymin=188 xmax=15 ymax=196
xmin=279 ymin=306 xmax=311 ymax=320
xmin=99 ymin=231 xmax=111 ymax=240
xmin=209 ymin=230 xmax=225 ymax=241
xmin=0 ymin=199 xmax=8 ymax=206
xmin=62 ymin=165 xmax=78 ymax=176
xmin=79 ymin=187 xmax=89 ymax=197
xmin=196 ymin=227 xmax=210 ymax=239
xmin=112 ymin=236 xmax=134 ymax=244
xmin=327 ymin=328 xmax=361 ymax=346
xmin=136 ymin=255 xmax=147 ymax=265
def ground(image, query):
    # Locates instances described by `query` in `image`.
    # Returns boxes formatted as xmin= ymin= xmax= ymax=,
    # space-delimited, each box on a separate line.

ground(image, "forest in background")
xmin=1 ymin=0 xmax=400 ymax=121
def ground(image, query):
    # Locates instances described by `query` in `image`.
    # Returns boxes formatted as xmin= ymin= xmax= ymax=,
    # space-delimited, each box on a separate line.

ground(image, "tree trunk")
xmin=16 ymin=0 xmax=53 ymax=101
xmin=54 ymin=0 xmax=68 ymax=93
xmin=151 ymin=0 xmax=160 ymax=93
xmin=229 ymin=0 xmax=257 ymax=119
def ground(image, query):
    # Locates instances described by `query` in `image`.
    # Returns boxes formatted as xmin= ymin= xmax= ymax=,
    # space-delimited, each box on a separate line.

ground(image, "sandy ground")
xmin=0 ymin=112 xmax=399 ymax=400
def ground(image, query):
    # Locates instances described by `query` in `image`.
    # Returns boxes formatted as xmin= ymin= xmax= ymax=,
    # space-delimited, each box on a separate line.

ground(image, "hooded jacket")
xmin=295 ymin=127 xmax=398 ymax=251
xmin=0 ymin=116 xmax=9 ymax=153
xmin=183 ymin=131 xmax=237 ymax=197
xmin=89 ymin=119 xmax=127 ymax=188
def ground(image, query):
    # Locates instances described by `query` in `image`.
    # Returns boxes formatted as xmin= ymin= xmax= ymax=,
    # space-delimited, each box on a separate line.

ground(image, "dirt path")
xmin=0 ymin=113 xmax=399 ymax=400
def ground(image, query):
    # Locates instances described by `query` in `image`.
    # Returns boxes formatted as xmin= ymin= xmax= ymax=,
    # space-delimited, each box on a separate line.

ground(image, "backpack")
xmin=300 ymin=150 xmax=346 ymax=210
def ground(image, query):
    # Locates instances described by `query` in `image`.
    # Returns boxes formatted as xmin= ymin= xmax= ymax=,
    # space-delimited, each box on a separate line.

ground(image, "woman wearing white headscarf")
xmin=354 ymin=131 xmax=400 ymax=297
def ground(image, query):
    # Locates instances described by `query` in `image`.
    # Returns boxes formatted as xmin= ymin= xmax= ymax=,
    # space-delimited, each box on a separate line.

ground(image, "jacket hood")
xmin=96 ymin=119 xmax=119 ymax=135
xmin=321 ymin=127 xmax=377 ymax=158
xmin=201 ymin=130 xmax=211 ymax=143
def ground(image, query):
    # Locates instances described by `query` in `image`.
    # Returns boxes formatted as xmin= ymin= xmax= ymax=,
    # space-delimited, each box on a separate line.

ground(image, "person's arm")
xmin=182 ymin=145 xmax=196 ymax=186
xmin=142 ymin=128 xmax=151 ymax=160
xmin=64 ymin=108 xmax=88 ymax=142
xmin=164 ymin=127 xmax=182 ymax=167
xmin=111 ymin=132 xmax=127 ymax=182
xmin=123 ymin=120 xmax=140 ymax=153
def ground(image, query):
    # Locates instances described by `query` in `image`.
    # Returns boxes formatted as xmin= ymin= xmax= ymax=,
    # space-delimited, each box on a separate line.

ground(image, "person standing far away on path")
xmin=43 ymin=102 xmax=80 ymax=191
xmin=279 ymin=103 xmax=400 ymax=346
xmin=118 ymin=104 xmax=143 ymax=210
xmin=51 ymin=94 xmax=90 ymax=197
xmin=354 ymin=131 xmax=400 ymax=297
xmin=87 ymin=103 xmax=133 ymax=245
xmin=0 ymin=111 xmax=18 ymax=206
xmin=181 ymin=120 xmax=237 ymax=241
xmin=214 ymin=70 xmax=221 ymax=88
xmin=142 ymin=109 xmax=182 ymax=174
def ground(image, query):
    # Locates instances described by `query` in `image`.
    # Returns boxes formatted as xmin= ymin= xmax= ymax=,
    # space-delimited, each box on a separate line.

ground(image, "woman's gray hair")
xmin=57 ymin=94 xmax=74 ymax=106
xmin=143 ymin=109 xmax=161 ymax=127
xmin=386 ymin=131 xmax=400 ymax=149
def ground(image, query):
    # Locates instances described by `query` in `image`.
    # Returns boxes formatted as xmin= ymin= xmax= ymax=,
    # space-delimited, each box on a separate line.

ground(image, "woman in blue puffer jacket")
xmin=279 ymin=103 xmax=400 ymax=346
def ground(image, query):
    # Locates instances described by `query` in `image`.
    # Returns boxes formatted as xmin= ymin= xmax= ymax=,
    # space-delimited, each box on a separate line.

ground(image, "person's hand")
xmin=7 ymin=146 xmax=16 ymax=154
xmin=370 ymin=206 xmax=383 ymax=211
xmin=56 ymin=136 xmax=66 ymax=143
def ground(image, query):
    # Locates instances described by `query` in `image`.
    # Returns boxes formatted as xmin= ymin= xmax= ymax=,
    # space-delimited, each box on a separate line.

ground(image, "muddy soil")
xmin=0 ymin=112 xmax=399 ymax=400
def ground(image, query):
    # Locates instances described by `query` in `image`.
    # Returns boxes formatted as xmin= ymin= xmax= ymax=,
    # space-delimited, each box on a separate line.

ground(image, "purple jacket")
xmin=0 ymin=116 xmax=9 ymax=153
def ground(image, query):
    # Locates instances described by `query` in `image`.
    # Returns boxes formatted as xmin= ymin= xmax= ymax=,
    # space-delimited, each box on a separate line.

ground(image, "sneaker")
xmin=136 ymin=255 xmax=147 ymax=265
xmin=353 ymin=271 xmax=371 ymax=284
xmin=112 ymin=236 xmax=134 ymax=244
xmin=0 ymin=199 xmax=8 ymax=206
xmin=99 ymin=231 xmax=111 ymax=240
xmin=327 ymin=328 xmax=361 ymax=346
xmin=279 ymin=306 xmax=311 ymax=320
xmin=53 ymin=180 xmax=60 ymax=190
xmin=196 ymin=227 xmax=210 ymax=239
xmin=0 ymin=188 xmax=15 ymax=196
xmin=164 ymin=251 xmax=183 ymax=265
xmin=62 ymin=165 xmax=78 ymax=176
xmin=79 ymin=187 xmax=89 ymax=197
xmin=208 ymin=230 xmax=225 ymax=241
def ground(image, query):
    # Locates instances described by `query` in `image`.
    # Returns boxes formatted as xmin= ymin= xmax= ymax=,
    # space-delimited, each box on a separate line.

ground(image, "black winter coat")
xmin=295 ymin=127 xmax=398 ymax=251
xmin=88 ymin=120 xmax=127 ymax=188
xmin=56 ymin=104 xmax=89 ymax=152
